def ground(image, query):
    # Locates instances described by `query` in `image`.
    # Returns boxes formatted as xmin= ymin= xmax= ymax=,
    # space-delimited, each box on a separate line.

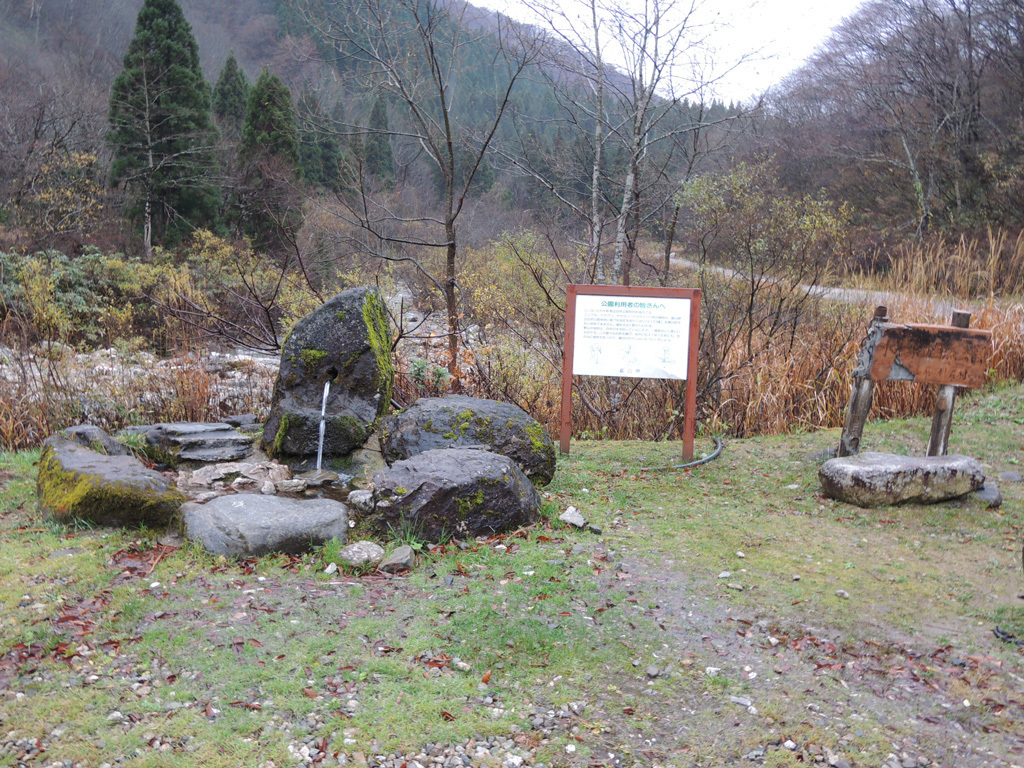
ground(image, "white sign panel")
xmin=572 ymin=294 xmax=691 ymax=379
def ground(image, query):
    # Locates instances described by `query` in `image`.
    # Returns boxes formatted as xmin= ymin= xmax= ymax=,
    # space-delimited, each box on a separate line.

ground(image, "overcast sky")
xmin=472 ymin=0 xmax=866 ymax=103
xmin=707 ymin=0 xmax=866 ymax=102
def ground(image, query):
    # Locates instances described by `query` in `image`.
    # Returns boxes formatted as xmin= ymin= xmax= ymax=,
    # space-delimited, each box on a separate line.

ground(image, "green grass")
xmin=1 ymin=385 xmax=1022 ymax=766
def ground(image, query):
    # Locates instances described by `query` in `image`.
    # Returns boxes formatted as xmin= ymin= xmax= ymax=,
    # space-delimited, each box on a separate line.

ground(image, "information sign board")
xmin=572 ymin=294 xmax=691 ymax=379
xmin=560 ymin=285 xmax=701 ymax=459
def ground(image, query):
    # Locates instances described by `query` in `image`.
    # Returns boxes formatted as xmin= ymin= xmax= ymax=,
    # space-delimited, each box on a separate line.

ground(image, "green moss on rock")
xmin=362 ymin=291 xmax=394 ymax=414
xmin=271 ymin=412 xmax=309 ymax=457
xmin=456 ymin=489 xmax=485 ymax=517
xmin=300 ymin=348 xmax=328 ymax=370
xmin=328 ymin=413 xmax=367 ymax=448
xmin=525 ymin=422 xmax=555 ymax=462
xmin=37 ymin=442 xmax=185 ymax=528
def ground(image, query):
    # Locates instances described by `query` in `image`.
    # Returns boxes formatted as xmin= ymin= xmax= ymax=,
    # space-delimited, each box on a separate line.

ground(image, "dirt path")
xmin=670 ymin=256 xmax=965 ymax=318
xmin=596 ymin=550 xmax=1024 ymax=768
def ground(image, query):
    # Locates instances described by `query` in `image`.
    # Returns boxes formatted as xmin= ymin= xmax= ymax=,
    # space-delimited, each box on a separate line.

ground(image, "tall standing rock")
xmin=263 ymin=287 xmax=393 ymax=462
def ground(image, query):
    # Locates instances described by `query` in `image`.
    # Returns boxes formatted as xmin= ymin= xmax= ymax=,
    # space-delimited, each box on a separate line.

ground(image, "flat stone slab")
xmin=123 ymin=422 xmax=253 ymax=465
xmin=38 ymin=436 xmax=185 ymax=528
xmin=819 ymin=452 xmax=985 ymax=507
xmin=181 ymin=494 xmax=349 ymax=557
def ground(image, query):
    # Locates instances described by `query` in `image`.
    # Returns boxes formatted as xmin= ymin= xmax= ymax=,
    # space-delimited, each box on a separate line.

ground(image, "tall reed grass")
xmin=853 ymin=228 xmax=1024 ymax=300
xmin=455 ymin=235 xmax=1024 ymax=443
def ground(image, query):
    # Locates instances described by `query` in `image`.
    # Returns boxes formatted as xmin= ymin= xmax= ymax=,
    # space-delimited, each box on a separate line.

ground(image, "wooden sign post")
xmin=559 ymin=285 xmax=701 ymax=460
xmin=838 ymin=306 xmax=992 ymax=457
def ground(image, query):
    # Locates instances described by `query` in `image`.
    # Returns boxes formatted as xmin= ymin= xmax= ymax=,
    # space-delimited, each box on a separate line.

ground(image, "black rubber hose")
xmin=641 ymin=436 xmax=724 ymax=472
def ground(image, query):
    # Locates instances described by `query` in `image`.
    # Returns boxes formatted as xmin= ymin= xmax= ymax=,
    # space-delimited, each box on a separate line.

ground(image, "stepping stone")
xmin=123 ymin=422 xmax=253 ymax=465
xmin=181 ymin=494 xmax=348 ymax=557
xmin=819 ymin=452 xmax=984 ymax=507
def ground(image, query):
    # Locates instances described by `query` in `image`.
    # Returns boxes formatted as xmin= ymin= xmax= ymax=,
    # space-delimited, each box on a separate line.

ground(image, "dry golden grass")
xmin=2 ymin=227 xmax=1020 ymax=450
xmin=690 ymin=294 xmax=1020 ymax=439
xmin=0 ymin=351 xmax=271 ymax=451
xmin=423 ymin=230 xmax=1023 ymax=442
xmin=852 ymin=228 xmax=1024 ymax=300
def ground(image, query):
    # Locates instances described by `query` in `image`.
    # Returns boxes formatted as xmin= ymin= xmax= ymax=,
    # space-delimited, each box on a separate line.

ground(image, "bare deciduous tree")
xmin=506 ymin=0 xmax=748 ymax=286
xmin=293 ymin=0 xmax=543 ymax=377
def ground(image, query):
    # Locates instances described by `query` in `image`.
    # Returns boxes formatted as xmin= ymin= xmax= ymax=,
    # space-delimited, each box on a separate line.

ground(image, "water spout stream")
xmin=315 ymin=379 xmax=330 ymax=471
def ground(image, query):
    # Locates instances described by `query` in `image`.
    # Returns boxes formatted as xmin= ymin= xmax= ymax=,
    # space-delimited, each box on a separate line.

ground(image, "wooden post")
xmin=681 ymin=294 xmax=701 ymax=462
xmin=559 ymin=286 xmax=579 ymax=454
xmin=927 ymin=310 xmax=971 ymax=456
xmin=838 ymin=306 xmax=888 ymax=457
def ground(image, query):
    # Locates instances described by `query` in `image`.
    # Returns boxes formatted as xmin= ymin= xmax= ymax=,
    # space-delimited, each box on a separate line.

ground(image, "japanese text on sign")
xmin=572 ymin=295 xmax=691 ymax=379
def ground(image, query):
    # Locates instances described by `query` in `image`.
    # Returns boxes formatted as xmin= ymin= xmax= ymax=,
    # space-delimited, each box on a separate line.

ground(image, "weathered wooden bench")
xmin=838 ymin=306 xmax=993 ymax=457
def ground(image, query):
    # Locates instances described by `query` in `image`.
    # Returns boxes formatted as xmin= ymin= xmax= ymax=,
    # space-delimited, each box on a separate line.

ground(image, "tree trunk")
xmin=589 ymin=0 xmax=605 ymax=286
xmin=445 ymin=218 xmax=459 ymax=380
xmin=143 ymin=197 xmax=152 ymax=260
xmin=611 ymin=162 xmax=635 ymax=285
xmin=661 ymin=204 xmax=679 ymax=286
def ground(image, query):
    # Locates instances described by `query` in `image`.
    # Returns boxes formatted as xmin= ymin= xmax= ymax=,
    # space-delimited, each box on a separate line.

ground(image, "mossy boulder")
xmin=379 ymin=395 xmax=556 ymax=486
xmin=263 ymin=287 xmax=394 ymax=461
xmin=37 ymin=436 xmax=185 ymax=528
xmin=370 ymin=448 xmax=541 ymax=541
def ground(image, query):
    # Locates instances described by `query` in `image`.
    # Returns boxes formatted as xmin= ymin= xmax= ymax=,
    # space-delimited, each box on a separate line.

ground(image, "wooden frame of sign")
xmin=838 ymin=306 xmax=993 ymax=457
xmin=559 ymin=285 xmax=702 ymax=459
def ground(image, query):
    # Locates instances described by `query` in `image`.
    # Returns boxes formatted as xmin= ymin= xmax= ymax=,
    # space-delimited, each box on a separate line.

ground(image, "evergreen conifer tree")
xmin=238 ymin=68 xmax=301 ymax=253
xmin=364 ymin=96 xmax=395 ymax=189
xmin=213 ymin=51 xmax=249 ymax=132
xmin=107 ymin=0 xmax=218 ymax=256
xmin=297 ymin=86 xmax=344 ymax=191
xmin=242 ymin=69 xmax=299 ymax=163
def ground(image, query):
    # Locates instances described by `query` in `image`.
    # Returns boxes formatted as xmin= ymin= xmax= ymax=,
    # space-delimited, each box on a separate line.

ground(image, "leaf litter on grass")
xmin=1 ymin=385 xmax=1023 ymax=766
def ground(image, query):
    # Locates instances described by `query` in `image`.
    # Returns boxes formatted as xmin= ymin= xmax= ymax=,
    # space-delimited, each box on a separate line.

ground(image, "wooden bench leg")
xmin=838 ymin=306 xmax=888 ymax=457
xmin=927 ymin=310 xmax=971 ymax=456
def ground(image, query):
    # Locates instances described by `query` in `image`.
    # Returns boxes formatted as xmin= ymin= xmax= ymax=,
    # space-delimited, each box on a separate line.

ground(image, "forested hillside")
xmin=1 ymin=0 xmax=1022 ymax=452
xmin=763 ymin=0 xmax=1024 ymax=237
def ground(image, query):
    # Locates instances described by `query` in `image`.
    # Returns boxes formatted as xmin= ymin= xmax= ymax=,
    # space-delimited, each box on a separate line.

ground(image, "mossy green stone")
xmin=362 ymin=290 xmax=394 ymax=408
xmin=300 ymin=348 xmax=328 ymax=370
xmin=37 ymin=439 xmax=185 ymax=528
xmin=379 ymin=395 xmax=556 ymax=485
xmin=263 ymin=287 xmax=394 ymax=460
